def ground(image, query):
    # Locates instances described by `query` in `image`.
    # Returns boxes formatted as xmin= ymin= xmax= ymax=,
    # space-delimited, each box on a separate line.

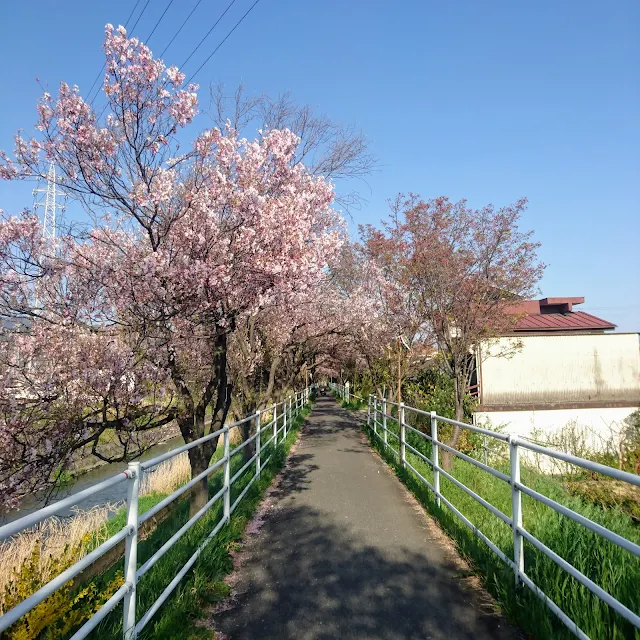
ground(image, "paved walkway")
xmin=212 ymin=396 xmax=520 ymax=640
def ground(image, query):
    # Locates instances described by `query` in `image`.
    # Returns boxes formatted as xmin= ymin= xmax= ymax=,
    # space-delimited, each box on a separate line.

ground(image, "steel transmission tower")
xmin=33 ymin=163 xmax=67 ymax=242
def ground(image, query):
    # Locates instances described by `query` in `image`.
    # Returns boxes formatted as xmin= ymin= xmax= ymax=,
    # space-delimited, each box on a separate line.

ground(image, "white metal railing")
xmin=330 ymin=384 xmax=640 ymax=640
xmin=0 ymin=386 xmax=313 ymax=640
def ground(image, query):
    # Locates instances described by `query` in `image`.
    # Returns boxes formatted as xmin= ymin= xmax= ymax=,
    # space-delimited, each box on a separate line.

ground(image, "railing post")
xmin=510 ymin=435 xmax=524 ymax=585
xmin=223 ymin=426 xmax=230 ymax=521
xmin=400 ymin=402 xmax=406 ymax=468
xmin=373 ymin=396 xmax=378 ymax=435
xmin=431 ymin=411 xmax=441 ymax=507
xmin=289 ymin=395 xmax=292 ymax=425
xmin=255 ymin=410 xmax=261 ymax=477
xmin=273 ymin=403 xmax=278 ymax=447
xmin=283 ymin=401 xmax=287 ymax=439
xmin=382 ymin=397 xmax=388 ymax=446
xmin=123 ymin=461 xmax=140 ymax=640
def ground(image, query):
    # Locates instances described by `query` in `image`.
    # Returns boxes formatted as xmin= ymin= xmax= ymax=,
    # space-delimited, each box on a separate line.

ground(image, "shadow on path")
xmin=211 ymin=396 xmax=520 ymax=640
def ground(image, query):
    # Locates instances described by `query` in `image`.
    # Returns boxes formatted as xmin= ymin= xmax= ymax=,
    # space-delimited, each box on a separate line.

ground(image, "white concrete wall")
xmin=474 ymin=406 xmax=639 ymax=471
xmin=478 ymin=333 xmax=640 ymax=406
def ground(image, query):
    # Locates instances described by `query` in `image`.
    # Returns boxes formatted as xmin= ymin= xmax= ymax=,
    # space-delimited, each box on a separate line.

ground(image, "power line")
xmin=85 ymin=0 xmax=144 ymax=105
xmin=180 ymin=0 xmax=239 ymax=69
xmin=89 ymin=0 xmax=151 ymax=106
xmin=129 ymin=0 xmax=152 ymax=34
xmin=145 ymin=0 xmax=175 ymax=45
xmin=185 ymin=0 xmax=263 ymax=85
xmin=160 ymin=0 xmax=204 ymax=58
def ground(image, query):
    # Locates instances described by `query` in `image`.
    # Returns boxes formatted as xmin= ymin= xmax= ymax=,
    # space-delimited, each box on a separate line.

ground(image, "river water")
xmin=0 ymin=435 xmax=185 ymax=527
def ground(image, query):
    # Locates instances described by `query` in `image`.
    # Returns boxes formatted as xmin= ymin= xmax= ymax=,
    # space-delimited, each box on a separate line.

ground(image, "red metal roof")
xmin=514 ymin=311 xmax=616 ymax=332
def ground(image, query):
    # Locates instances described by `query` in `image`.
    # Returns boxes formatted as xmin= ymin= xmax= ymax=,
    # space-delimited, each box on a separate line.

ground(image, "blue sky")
xmin=1 ymin=0 xmax=638 ymax=330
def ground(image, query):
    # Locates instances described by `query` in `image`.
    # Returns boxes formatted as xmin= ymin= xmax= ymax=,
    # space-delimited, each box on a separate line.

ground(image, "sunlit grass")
xmin=364 ymin=414 xmax=640 ymax=640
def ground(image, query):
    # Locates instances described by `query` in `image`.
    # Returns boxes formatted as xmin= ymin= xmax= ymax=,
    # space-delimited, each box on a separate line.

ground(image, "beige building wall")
xmin=477 ymin=333 xmax=640 ymax=407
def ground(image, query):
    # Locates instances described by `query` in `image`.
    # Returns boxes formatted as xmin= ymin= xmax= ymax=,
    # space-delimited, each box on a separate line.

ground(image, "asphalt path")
xmin=212 ymin=395 xmax=521 ymax=640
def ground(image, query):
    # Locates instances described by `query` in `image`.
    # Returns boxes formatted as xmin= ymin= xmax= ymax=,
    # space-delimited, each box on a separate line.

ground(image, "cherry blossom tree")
xmin=361 ymin=195 xmax=544 ymax=468
xmin=208 ymin=85 xmax=376 ymax=211
xmin=0 ymin=25 xmax=343 ymax=513
xmin=0 ymin=214 xmax=177 ymax=508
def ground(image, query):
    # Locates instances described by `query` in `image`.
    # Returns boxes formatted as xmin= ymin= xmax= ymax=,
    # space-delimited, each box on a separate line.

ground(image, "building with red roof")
xmin=506 ymin=297 xmax=616 ymax=334
xmin=472 ymin=297 xmax=639 ymax=462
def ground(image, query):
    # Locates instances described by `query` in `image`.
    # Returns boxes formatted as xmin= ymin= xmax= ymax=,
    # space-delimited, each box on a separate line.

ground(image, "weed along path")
xmin=206 ymin=396 xmax=521 ymax=640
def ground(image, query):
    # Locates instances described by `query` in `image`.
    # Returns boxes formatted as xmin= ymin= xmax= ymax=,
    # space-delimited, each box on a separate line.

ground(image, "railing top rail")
xmin=142 ymin=389 xmax=305 ymax=471
xmin=0 ymin=384 xmax=313 ymax=638
xmin=517 ymin=438 xmax=640 ymax=487
xmin=0 ymin=471 xmax=130 ymax=542
xmin=436 ymin=415 xmax=511 ymax=441
xmin=141 ymin=425 xmax=227 ymax=470
xmin=365 ymin=388 xmax=640 ymax=638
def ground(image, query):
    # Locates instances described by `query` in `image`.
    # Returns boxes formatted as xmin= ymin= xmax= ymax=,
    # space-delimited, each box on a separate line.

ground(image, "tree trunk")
xmin=441 ymin=377 xmax=465 ymax=471
xmin=187 ymin=441 xmax=213 ymax=516
xmin=241 ymin=414 xmax=255 ymax=463
xmin=171 ymin=332 xmax=232 ymax=519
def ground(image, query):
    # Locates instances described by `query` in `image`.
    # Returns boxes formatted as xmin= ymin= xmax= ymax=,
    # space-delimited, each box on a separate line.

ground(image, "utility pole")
xmin=33 ymin=163 xmax=67 ymax=246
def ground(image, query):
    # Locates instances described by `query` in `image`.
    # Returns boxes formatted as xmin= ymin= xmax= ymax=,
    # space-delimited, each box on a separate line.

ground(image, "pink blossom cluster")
xmin=0 ymin=26 xmax=353 ymax=507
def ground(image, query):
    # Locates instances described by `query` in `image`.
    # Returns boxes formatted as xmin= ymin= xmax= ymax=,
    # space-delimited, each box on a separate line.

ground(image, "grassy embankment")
xmin=348 ymin=403 xmax=639 ymax=640
xmin=2 ymin=402 xmax=312 ymax=640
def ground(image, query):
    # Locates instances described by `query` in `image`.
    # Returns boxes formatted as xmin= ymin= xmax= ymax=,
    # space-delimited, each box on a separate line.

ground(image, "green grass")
xmin=340 ymin=398 xmax=367 ymax=411
xmin=81 ymin=404 xmax=312 ymax=640
xmin=363 ymin=411 xmax=640 ymax=640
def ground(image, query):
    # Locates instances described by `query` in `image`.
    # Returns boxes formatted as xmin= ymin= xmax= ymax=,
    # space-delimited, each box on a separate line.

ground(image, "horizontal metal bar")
xmin=0 ymin=525 xmax=131 ymax=632
xmin=261 ymin=434 xmax=276 ymax=450
xmin=439 ymin=467 xmax=512 ymax=526
xmin=0 ymin=471 xmax=129 ymax=541
xmin=137 ymin=485 xmax=225 ymax=580
xmin=404 ymin=441 xmax=433 ymax=467
xmin=405 ymin=460 xmax=435 ymax=492
xmin=141 ymin=426 xmax=227 ymax=470
xmin=518 ymin=526 xmax=640 ymax=629
xmin=139 ymin=456 xmax=227 ymax=525
xmin=517 ymin=572 xmax=590 ymax=640
xmin=517 ymin=482 xmax=640 ymax=558
xmin=372 ymin=397 xmax=509 ymax=440
xmin=69 ymin=582 xmax=131 ymax=640
xmin=385 ymin=429 xmax=400 ymax=441
xmin=259 ymin=419 xmax=275 ymax=434
xmin=405 ymin=423 xmax=432 ymax=441
xmin=439 ymin=493 xmax=515 ymax=568
xmin=387 ymin=445 xmax=400 ymax=457
xmin=231 ymin=471 xmax=259 ymax=514
xmin=231 ymin=454 xmax=257 ymax=485
xmin=136 ymin=515 xmax=227 ymax=634
xmin=436 ymin=415 xmax=510 ymax=441
xmin=436 ymin=440 xmax=511 ymax=483
xmin=517 ymin=440 xmax=640 ymax=486
xmin=231 ymin=431 xmax=260 ymax=457
xmin=403 ymin=404 xmax=432 ymax=417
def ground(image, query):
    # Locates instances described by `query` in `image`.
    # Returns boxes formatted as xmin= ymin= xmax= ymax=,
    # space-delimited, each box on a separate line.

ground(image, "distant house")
xmin=473 ymin=297 xmax=640 ymax=455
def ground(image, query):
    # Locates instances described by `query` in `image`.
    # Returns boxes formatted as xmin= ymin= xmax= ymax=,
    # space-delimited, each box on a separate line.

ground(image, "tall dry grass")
xmin=140 ymin=451 xmax=191 ymax=496
xmin=0 ymin=451 xmax=192 ymax=616
xmin=0 ymin=504 xmax=116 ymax=615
